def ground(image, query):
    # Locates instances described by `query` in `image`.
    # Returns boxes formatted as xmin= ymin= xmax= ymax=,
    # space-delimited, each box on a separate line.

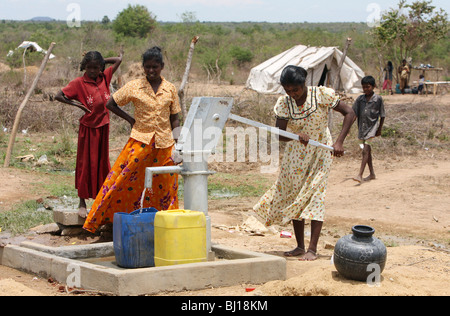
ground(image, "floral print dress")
xmin=253 ymin=86 xmax=340 ymax=226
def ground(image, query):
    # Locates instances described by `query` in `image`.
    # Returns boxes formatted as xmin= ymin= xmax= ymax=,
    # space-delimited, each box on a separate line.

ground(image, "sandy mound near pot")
xmin=252 ymin=245 xmax=449 ymax=296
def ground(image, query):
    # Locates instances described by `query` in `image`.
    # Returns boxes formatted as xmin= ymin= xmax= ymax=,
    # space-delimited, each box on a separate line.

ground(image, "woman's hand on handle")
xmin=297 ymin=132 xmax=310 ymax=147
xmin=332 ymin=140 xmax=345 ymax=157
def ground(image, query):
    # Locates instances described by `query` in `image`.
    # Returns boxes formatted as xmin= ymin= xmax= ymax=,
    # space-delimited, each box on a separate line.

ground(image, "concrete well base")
xmin=0 ymin=241 xmax=286 ymax=296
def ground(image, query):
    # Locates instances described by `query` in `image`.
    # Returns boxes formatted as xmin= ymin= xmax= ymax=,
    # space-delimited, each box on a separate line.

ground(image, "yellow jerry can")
xmin=154 ymin=210 xmax=207 ymax=266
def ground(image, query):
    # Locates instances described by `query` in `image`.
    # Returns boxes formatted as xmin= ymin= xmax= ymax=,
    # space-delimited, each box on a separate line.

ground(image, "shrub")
xmin=112 ymin=4 xmax=157 ymax=38
xmin=229 ymin=45 xmax=254 ymax=65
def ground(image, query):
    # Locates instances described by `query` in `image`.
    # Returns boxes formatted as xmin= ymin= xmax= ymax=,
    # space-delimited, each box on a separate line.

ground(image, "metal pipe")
xmin=144 ymin=161 xmax=214 ymax=254
xmin=228 ymin=113 xmax=334 ymax=151
xmin=144 ymin=166 xmax=183 ymax=189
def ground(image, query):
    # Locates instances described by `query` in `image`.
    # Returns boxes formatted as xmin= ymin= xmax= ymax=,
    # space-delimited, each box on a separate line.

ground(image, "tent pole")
xmin=329 ymin=38 xmax=352 ymax=132
xmin=333 ymin=37 xmax=352 ymax=91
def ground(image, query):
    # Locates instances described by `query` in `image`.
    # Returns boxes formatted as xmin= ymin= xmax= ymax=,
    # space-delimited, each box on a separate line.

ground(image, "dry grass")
xmin=369 ymin=95 xmax=450 ymax=158
xmin=1 ymin=59 xmax=449 ymax=167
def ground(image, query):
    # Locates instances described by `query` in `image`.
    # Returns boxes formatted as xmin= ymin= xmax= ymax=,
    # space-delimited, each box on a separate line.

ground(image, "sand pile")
xmin=14 ymin=66 xmax=40 ymax=75
xmin=122 ymin=62 xmax=145 ymax=83
xmin=0 ymin=279 xmax=44 ymax=296
xmin=252 ymin=245 xmax=450 ymax=296
xmin=0 ymin=62 xmax=11 ymax=73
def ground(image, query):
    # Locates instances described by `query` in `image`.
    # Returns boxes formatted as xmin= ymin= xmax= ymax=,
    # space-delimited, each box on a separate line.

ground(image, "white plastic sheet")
xmin=8 ymin=41 xmax=56 ymax=59
xmin=246 ymin=45 xmax=364 ymax=94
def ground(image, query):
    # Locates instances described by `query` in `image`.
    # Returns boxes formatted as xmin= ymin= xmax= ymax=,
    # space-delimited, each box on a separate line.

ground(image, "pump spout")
xmin=145 ymin=166 xmax=183 ymax=189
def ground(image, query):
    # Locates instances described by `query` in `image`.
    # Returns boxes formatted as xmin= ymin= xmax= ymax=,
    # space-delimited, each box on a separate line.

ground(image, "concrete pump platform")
xmin=0 ymin=241 xmax=286 ymax=296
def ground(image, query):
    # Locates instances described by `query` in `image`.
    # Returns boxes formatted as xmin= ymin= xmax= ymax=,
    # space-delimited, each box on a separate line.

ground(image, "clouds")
xmin=0 ymin=0 xmax=449 ymax=23
xmin=162 ymin=0 xmax=264 ymax=5
xmin=0 ymin=0 xmax=265 ymax=21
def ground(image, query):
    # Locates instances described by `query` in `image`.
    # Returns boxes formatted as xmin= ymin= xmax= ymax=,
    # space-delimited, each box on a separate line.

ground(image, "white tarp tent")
xmin=7 ymin=41 xmax=56 ymax=59
xmin=246 ymin=44 xmax=365 ymax=94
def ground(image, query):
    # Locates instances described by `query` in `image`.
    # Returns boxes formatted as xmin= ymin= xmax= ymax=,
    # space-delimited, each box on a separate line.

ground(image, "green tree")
xmin=112 ymin=4 xmax=157 ymax=38
xmin=178 ymin=11 xmax=199 ymax=23
xmin=102 ymin=15 xmax=110 ymax=25
xmin=229 ymin=45 xmax=254 ymax=65
xmin=371 ymin=0 xmax=448 ymax=64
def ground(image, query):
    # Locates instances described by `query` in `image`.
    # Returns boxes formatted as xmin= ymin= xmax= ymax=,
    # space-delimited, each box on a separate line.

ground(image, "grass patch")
xmin=0 ymin=132 xmax=77 ymax=172
xmin=381 ymin=125 xmax=402 ymax=138
xmin=177 ymin=172 xmax=270 ymax=200
xmin=209 ymin=172 xmax=269 ymax=199
xmin=208 ymin=182 xmax=266 ymax=198
xmin=0 ymin=200 xmax=53 ymax=235
xmin=384 ymin=240 xmax=400 ymax=248
xmin=42 ymin=182 xmax=78 ymax=198
xmin=207 ymin=183 xmax=244 ymax=198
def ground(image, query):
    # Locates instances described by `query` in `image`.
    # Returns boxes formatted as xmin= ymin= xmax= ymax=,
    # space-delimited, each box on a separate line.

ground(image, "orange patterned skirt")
xmin=83 ymin=137 xmax=179 ymax=233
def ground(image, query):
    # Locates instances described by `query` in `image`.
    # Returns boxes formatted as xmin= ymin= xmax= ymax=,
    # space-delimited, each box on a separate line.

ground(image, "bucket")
xmin=154 ymin=209 xmax=207 ymax=267
xmin=113 ymin=207 xmax=158 ymax=268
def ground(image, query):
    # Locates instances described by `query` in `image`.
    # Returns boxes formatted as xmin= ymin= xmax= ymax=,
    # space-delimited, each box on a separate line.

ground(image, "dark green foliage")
xmin=112 ymin=4 xmax=157 ymax=38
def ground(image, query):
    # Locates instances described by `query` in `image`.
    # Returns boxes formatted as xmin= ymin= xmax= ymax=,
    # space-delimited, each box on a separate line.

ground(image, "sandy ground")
xmin=0 ymin=87 xmax=449 ymax=296
xmin=0 ymin=154 xmax=449 ymax=296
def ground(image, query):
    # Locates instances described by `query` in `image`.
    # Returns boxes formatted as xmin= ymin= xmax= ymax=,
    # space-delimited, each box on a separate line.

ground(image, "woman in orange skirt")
xmin=84 ymin=47 xmax=181 ymax=234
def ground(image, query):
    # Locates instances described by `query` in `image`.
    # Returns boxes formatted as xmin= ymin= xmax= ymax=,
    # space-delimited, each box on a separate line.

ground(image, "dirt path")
xmin=1 ymin=154 xmax=449 ymax=296
xmin=0 ymin=168 xmax=52 ymax=211
xmin=326 ymin=156 xmax=450 ymax=241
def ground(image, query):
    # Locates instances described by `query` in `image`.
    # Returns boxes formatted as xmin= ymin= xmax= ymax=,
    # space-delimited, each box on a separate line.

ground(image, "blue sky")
xmin=0 ymin=0 xmax=449 ymax=23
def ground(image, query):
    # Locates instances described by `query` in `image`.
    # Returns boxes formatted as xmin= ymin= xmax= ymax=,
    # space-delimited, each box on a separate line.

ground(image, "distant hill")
xmin=30 ymin=16 xmax=55 ymax=22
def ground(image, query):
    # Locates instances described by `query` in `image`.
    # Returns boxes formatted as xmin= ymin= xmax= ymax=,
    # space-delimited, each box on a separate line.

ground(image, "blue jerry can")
xmin=113 ymin=207 xmax=158 ymax=268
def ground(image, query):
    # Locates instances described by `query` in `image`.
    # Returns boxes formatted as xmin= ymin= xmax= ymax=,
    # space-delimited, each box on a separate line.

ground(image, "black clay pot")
xmin=333 ymin=225 xmax=387 ymax=282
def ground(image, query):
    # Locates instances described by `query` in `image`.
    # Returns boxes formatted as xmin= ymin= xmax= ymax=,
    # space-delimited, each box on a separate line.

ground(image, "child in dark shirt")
xmin=352 ymin=76 xmax=385 ymax=183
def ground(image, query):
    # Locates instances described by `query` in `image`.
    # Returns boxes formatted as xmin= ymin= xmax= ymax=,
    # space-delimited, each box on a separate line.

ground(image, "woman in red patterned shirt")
xmin=55 ymin=51 xmax=123 ymax=218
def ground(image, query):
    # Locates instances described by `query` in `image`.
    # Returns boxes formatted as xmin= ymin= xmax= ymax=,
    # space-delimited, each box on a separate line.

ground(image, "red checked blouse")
xmin=62 ymin=66 xmax=114 ymax=128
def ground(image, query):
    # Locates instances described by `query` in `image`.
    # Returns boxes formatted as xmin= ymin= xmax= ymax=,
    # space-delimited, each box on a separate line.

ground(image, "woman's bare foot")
xmin=78 ymin=197 xmax=88 ymax=218
xmin=78 ymin=206 xmax=88 ymax=218
xmin=298 ymin=250 xmax=318 ymax=261
xmin=364 ymin=174 xmax=376 ymax=181
xmin=352 ymin=175 xmax=363 ymax=183
xmin=284 ymin=247 xmax=305 ymax=257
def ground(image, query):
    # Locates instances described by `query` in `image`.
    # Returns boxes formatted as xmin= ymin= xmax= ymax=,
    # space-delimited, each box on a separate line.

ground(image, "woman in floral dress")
xmin=253 ymin=66 xmax=355 ymax=261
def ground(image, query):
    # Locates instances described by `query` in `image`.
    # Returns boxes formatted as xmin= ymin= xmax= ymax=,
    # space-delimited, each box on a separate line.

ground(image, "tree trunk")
xmin=4 ymin=42 xmax=56 ymax=168
xmin=178 ymin=36 xmax=199 ymax=121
